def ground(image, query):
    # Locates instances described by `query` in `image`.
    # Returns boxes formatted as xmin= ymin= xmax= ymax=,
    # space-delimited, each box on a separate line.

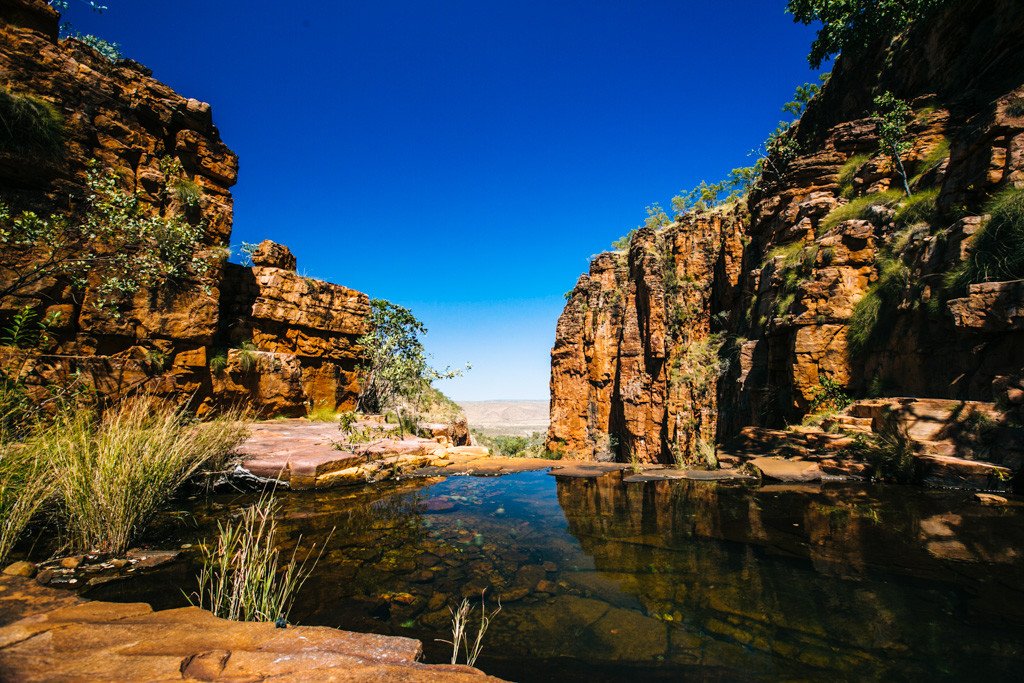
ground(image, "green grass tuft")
xmin=836 ymin=154 xmax=870 ymax=198
xmin=893 ymin=187 xmax=940 ymax=227
xmin=819 ymin=191 xmax=902 ymax=234
xmin=945 ymin=187 xmax=1024 ymax=292
xmin=46 ymin=397 xmax=248 ymax=554
xmin=190 ymin=493 xmax=325 ymax=623
xmin=0 ymin=439 xmax=52 ymax=565
xmin=847 ymin=256 xmax=910 ymax=356
xmin=0 ymin=87 xmax=64 ymax=158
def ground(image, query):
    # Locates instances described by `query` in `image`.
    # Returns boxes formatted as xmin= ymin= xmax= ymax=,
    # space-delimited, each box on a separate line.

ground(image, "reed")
xmin=190 ymin=493 xmax=325 ymax=623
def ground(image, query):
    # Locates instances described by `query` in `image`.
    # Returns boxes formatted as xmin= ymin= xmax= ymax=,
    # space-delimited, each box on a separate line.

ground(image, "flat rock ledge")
xmin=0 ymin=575 xmax=503 ymax=682
xmin=235 ymin=420 xmax=552 ymax=490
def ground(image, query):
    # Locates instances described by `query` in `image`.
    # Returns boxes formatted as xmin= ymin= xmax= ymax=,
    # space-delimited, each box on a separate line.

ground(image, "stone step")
xmin=914 ymin=454 xmax=1013 ymax=492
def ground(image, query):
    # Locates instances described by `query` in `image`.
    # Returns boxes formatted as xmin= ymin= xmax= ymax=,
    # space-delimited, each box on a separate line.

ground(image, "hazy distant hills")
xmin=457 ymin=400 xmax=549 ymax=436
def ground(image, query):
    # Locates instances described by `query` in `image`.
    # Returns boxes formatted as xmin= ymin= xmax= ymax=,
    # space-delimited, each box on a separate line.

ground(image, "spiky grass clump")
xmin=946 ymin=187 xmax=1024 ymax=292
xmin=847 ymin=256 xmax=910 ymax=356
xmin=819 ymin=190 xmax=903 ymax=234
xmin=0 ymin=441 xmax=52 ymax=565
xmin=837 ymin=154 xmax=870 ymax=198
xmin=0 ymin=87 xmax=64 ymax=157
xmin=843 ymin=409 xmax=916 ymax=483
xmin=894 ymin=187 xmax=940 ymax=226
xmin=47 ymin=398 xmax=248 ymax=554
xmin=190 ymin=493 xmax=324 ymax=623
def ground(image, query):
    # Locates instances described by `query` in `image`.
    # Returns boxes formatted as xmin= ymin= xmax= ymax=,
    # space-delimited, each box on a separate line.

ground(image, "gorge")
xmin=2 ymin=0 xmax=1024 ymax=681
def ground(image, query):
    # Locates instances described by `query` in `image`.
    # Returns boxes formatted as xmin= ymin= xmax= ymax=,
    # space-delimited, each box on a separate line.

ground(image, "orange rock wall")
xmin=549 ymin=0 xmax=1024 ymax=461
xmin=0 ymin=0 xmax=369 ymax=416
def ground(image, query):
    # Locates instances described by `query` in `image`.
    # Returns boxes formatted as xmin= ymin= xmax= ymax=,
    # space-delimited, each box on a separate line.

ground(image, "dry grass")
xmin=190 ymin=493 xmax=325 ymax=623
xmin=46 ymin=398 xmax=248 ymax=554
xmin=439 ymin=591 xmax=501 ymax=668
xmin=0 ymin=441 xmax=52 ymax=565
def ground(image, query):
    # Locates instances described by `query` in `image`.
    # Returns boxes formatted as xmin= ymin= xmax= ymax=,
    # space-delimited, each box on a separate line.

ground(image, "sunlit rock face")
xmin=0 ymin=0 xmax=370 ymax=415
xmin=550 ymin=0 xmax=1024 ymax=460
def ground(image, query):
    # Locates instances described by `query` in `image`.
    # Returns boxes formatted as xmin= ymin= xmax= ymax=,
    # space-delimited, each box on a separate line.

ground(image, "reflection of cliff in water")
xmin=555 ymin=475 xmax=1024 ymax=678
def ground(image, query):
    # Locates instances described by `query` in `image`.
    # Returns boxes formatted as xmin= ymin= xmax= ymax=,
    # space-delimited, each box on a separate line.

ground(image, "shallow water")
xmin=91 ymin=470 xmax=1024 ymax=681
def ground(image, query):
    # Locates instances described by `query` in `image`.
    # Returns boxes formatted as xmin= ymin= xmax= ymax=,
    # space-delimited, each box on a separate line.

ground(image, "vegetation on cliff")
xmin=0 ymin=163 xmax=214 ymax=309
xmin=357 ymin=299 xmax=465 ymax=414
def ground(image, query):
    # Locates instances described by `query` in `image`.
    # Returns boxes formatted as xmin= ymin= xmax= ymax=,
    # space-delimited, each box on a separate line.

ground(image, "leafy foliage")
xmin=787 ymin=0 xmax=951 ymax=68
xmin=809 ymin=375 xmax=852 ymax=414
xmin=783 ymin=81 xmax=822 ymax=117
xmin=50 ymin=1 xmax=122 ymax=60
xmin=946 ymin=187 xmax=1024 ymax=291
xmin=873 ymin=92 xmax=914 ymax=196
xmin=0 ymin=163 xmax=210 ymax=312
xmin=357 ymin=299 xmax=465 ymax=413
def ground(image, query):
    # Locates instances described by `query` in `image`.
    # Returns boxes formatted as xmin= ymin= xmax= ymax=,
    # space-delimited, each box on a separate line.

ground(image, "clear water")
xmin=91 ymin=470 xmax=1024 ymax=681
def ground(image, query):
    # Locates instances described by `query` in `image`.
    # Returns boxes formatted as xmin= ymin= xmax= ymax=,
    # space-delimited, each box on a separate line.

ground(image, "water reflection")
xmin=91 ymin=471 xmax=1024 ymax=681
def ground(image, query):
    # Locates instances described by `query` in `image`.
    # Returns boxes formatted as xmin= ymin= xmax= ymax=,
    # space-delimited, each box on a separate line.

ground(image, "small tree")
xmin=787 ymin=0 xmax=950 ymax=69
xmin=356 ymin=299 xmax=464 ymax=414
xmin=873 ymin=92 xmax=914 ymax=197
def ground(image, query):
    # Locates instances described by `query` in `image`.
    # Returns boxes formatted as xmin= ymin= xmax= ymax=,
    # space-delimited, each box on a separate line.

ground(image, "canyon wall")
xmin=549 ymin=0 xmax=1024 ymax=462
xmin=0 ymin=0 xmax=368 ymax=416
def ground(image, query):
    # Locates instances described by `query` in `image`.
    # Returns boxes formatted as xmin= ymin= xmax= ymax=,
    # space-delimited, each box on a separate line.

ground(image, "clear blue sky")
xmin=62 ymin=1 xmax=822 ymax=401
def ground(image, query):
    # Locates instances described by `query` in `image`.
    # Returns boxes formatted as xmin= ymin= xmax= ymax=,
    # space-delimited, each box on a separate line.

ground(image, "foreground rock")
xmin=0 ymin=575 xmax=501 ymax=682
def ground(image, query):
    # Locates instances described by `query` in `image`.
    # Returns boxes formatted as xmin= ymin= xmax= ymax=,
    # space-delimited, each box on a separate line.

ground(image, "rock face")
xmin=549 ymin=0 xmax=1024 ymax=469
xmin=0 ymin=1 xmax=369 ymax=416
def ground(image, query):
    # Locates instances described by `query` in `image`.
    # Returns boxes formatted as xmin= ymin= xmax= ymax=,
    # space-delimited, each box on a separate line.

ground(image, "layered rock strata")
xmin=549 ymin=0 xmax=1024 ymax=477
xmin=0 ymin=0 xmax=370 ymax=415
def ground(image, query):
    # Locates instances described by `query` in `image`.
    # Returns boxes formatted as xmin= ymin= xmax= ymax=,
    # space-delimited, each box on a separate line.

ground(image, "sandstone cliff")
xmin=548 ymin=0 xmax=1024 ymax=467
xmin=0 ymin=0 xmax=369 ymax=416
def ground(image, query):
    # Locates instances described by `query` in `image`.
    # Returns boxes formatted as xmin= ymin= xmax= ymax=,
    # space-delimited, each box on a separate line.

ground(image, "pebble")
xmin=2 ymin=561 xmax=36 ymax=578
xmin=60 ymin=556 xmax=82 ymax=570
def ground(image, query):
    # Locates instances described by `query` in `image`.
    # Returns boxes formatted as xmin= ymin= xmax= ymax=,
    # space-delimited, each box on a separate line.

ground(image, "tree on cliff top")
xmin=356 ymin=299 xmax=465 ymax=414
xmin=787 ymin=0 xmax=950 ymax=68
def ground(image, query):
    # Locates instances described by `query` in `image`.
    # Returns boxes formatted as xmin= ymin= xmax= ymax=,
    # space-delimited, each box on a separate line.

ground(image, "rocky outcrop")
xmin=549 ymin=0 xmax=1024 ymax=481
xmin=0 ymin=575 xmax=501 ymax=682
xmin=0 ymin=1 xmax=370 ymax=416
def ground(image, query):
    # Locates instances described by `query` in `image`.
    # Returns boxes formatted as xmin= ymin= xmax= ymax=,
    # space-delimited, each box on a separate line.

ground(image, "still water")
xmin=92 ymin=470 xmax=1024 ymax=681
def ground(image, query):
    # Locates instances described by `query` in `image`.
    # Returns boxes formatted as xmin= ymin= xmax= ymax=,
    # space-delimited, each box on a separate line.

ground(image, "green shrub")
xmin=893 ymin=187 xmax=940 ymax=226
xmin=190 ymin=493 xmax=323 ymax=623
xmin=809 ymin=375 xmax=852 ymax=414
xmin=847 ymin=256 xmax=910 ymax=356
xmin=47 ymin=397 xmax=248 ymax=554
xmin=819 ymin=191 xmax=902 ymax=234
xmin=0 ymin=87 xmax=63 ymax=157
xmin=946 ymin=187 xmax=1024 ymax=291
xmin=209 ymin=351 xmax=228 ymax=375
xmin=837 ymin=154 xmax=870 ymax=198
xmin=842 ymin=409 xmax=916 ymax=483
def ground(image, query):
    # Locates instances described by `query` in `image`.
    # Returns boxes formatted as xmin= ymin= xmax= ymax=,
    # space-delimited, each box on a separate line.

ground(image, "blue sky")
xmin=62 ymin=1 xmax=822 ymax=400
